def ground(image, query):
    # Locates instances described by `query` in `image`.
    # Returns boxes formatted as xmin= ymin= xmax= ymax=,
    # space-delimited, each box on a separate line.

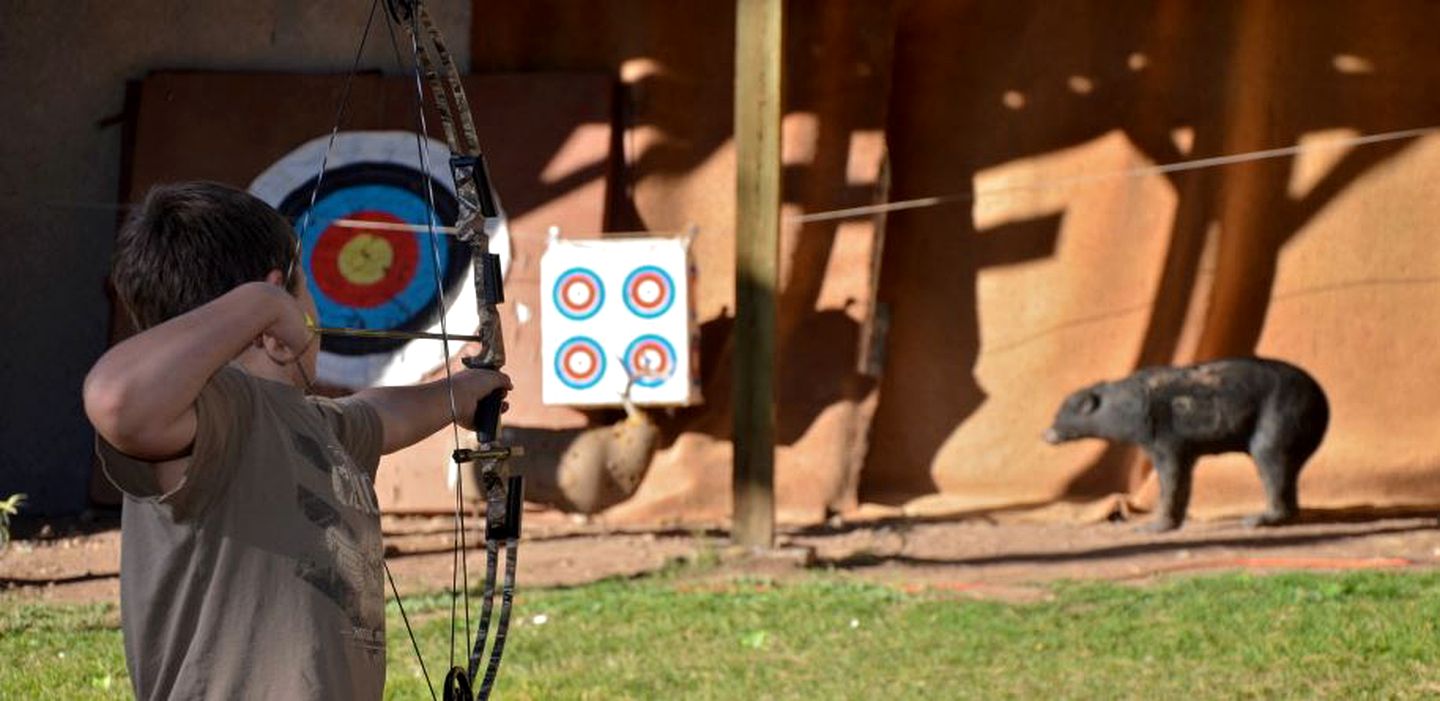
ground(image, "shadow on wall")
xmin=866 ymin=0 xmax=1434 ymax=504
xmin=475 ymin=1 xmax=895 ymax=466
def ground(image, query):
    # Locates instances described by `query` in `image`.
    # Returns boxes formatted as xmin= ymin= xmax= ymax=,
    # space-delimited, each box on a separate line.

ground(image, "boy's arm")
xmin=84 ymin=281 xmax=311 ymax=460
xmin=354 ymin=369 xmax=512 ymax=454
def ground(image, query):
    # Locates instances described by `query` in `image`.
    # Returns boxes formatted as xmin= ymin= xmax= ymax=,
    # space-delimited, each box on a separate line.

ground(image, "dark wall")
xmin=0 ymin=0 xmax=471 ymax=515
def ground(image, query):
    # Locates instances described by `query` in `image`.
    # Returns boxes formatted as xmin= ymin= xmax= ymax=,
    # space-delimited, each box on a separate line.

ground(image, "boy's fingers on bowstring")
xmin=292 ymin=329 xmax=318 ymax=361
xmin=261 ymin=327 xmax=316 ymax=366
xmin=258 ymin=332 xmax=295 ymax=365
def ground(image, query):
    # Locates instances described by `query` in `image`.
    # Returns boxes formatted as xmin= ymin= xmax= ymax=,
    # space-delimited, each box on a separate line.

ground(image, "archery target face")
xmin=291 ymin=175 xmax=458 ymax=339
xmin=624 ymin=334 xmax=676 ymax=388
xmin=623 ymin=265 xmax=675 ymax=318
xmin=540 ymin=238 xmax=700 ymax=407
xmin=250 ymin=131 xmax=510 ymax=389
xmin=553 ymin=267 xmax=604 ymax=320
xmin=555 ymin=336 xmax=606 ymax=389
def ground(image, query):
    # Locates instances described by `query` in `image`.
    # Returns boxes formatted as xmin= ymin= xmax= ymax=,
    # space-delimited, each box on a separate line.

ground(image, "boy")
xmin=83 ymin=181 xmax=509 ymax=700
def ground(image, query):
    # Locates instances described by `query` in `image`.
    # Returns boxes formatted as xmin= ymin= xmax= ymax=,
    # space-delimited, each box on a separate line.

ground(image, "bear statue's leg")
xmin=1245 ymin=444 xmax=1300 ymax=528
xmin=1142 ymin=448 xmax=1194 ymax=532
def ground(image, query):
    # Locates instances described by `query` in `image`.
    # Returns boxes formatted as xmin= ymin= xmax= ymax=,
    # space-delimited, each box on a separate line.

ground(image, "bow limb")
xmin=387 ymin=2 xmax=522 ymax=700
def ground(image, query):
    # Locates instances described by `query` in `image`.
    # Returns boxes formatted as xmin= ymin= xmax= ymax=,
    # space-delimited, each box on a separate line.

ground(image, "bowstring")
xmin=383 ymin=1 xmax=474 ymax=676
xmin=305 ymin=1 xmax=441 ymax=700
xmin=292 ymin=0 xmax=381 ymax=281
xmin=384 ymin=559 xmax=438 ymax=701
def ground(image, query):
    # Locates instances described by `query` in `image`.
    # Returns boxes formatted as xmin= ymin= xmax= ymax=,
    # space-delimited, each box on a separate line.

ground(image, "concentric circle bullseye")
xmin=311 ymin=210 xmax=419 ymax=308
xmin=274 ymin=169 xmax=465 ymax=357
xmin=556 ymin=337 xmax=606 ymax=389
xmin=553 ymin=268 xmax=604 ymax=320
xmin=624 ymin=334 xmax=676 ymax=388
xmin=623 ymin=265 xmax=674 ymax=318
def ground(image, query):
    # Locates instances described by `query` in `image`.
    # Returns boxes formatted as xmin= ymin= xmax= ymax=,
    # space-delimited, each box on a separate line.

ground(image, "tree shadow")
xmin=1061 ymin=2 xmax=1433 ymax=493
xmin=814 ymin=521 xmax=1437 ymax=571
xmin=474 ymin=2 xmax=898 ymax=458
xmin=860 ymin=1 xmax=1434 ymax=502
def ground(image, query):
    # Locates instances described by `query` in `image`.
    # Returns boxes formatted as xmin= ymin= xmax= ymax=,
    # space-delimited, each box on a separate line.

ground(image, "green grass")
xmin=0 ymin=602 xmax=128 ymax=697
xmin=5 ymin=571 xmax=1440 ymax=699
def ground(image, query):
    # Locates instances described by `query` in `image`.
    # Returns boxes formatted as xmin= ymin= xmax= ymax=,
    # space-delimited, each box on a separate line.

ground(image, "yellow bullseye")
xmin=337 ymin=233 xmax=394 ymax=285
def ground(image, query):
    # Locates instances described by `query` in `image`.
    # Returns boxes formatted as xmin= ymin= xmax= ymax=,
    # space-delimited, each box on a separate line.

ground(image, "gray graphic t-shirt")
xmin=98 ymin=366 xmax=386 ymax=700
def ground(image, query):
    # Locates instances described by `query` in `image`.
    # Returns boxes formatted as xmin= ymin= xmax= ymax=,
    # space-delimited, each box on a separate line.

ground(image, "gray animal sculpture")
xmin=1044 ymin=357 xmax=1329 ymax=531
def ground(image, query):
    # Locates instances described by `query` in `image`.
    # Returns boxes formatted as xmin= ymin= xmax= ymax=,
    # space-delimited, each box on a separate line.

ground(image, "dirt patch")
xmin=4 ymin=511 xmax=1438 ymax=606
xmin=788 ymin=515 xmax=1440 ymax=598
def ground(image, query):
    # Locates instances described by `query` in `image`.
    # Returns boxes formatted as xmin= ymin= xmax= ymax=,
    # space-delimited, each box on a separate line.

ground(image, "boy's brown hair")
xmin=112 ymin=182 xmax=299 ymax=329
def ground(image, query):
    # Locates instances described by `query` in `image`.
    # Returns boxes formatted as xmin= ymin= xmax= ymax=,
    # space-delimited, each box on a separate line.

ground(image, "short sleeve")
xmin=95 ymin=365 xmax=254 ymax=521
xmin=309 ymin=395 xmax=383 ymax=479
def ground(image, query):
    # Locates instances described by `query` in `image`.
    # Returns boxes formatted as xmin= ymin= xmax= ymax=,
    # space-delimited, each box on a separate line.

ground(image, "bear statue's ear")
xmin=1080 ymin=392 xmax=1099 ymax=414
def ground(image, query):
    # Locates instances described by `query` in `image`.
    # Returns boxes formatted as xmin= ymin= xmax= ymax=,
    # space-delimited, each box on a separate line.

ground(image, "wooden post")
xmin=732 ymin=0 xmax=782 ymax=549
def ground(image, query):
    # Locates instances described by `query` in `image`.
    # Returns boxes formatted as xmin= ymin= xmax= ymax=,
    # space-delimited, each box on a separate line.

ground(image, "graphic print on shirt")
xmin=291 ymin=431 xmax=381 ymax=515
xmin=292 ymin=431 xmax=385 ymax=654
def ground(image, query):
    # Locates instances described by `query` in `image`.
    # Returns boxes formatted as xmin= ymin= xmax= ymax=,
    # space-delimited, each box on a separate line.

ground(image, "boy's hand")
xmin=257 ymin=286 xmax=315 ymax=366
xmin=453 ymin=368 xmax=513 ymax=432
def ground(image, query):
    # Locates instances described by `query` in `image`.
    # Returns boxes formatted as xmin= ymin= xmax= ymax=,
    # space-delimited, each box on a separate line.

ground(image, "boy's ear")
xmin=264 ymin=269 xmax=286 ymax=287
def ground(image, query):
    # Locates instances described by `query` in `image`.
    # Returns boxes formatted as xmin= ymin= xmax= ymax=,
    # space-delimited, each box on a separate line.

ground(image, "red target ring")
xmin=556 ymin=336 xmax=606 ymax=389
xmin=311 ymin=210 xmax=420 ymax=309
xmin=624 ymin=334 xmax=676 ymax=387
xmin=629 ymin=340 xmax=670 ymax=376
xmin=562 ymin=277 xmax=597 ymax=310
xmin=553 ymin=268 xmax=604 ymax=320
xmin=623 ymin=266 xmax=675 ymax=318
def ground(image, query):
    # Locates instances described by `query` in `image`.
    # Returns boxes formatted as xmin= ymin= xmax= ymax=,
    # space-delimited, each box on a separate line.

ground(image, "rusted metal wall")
xmin=473 ymin=0 xmax=1440 ymax=525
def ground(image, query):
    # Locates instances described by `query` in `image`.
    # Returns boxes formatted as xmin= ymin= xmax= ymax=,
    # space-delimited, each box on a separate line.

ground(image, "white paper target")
xmin=540 ymin=236 xmax=700 ymax=407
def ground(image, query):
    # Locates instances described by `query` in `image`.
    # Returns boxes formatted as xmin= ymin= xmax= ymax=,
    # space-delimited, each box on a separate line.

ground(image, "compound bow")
xmin=304 ymin=2 xmax=525 ymax=699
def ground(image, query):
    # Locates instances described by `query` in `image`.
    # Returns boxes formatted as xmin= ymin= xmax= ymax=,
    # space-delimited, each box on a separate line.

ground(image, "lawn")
xmin=4 ymin=570 xmax=1439 ymax=699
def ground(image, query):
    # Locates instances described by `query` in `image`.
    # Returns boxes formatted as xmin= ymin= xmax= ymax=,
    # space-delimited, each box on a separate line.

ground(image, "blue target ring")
xmin=624 ymin=334 xmax=677 ymax=388
xmin=553 ymin=267 xmax=605 ymax=320
xmin=623 ymin=265 xmax=675 ymax=319
xmin=256 ymin=135 xmax=473 ymax=385
xmin=555 ymin=336 xmax=607 ymax=390
xmin=297 ymin=183 xmax=447 ymax=333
